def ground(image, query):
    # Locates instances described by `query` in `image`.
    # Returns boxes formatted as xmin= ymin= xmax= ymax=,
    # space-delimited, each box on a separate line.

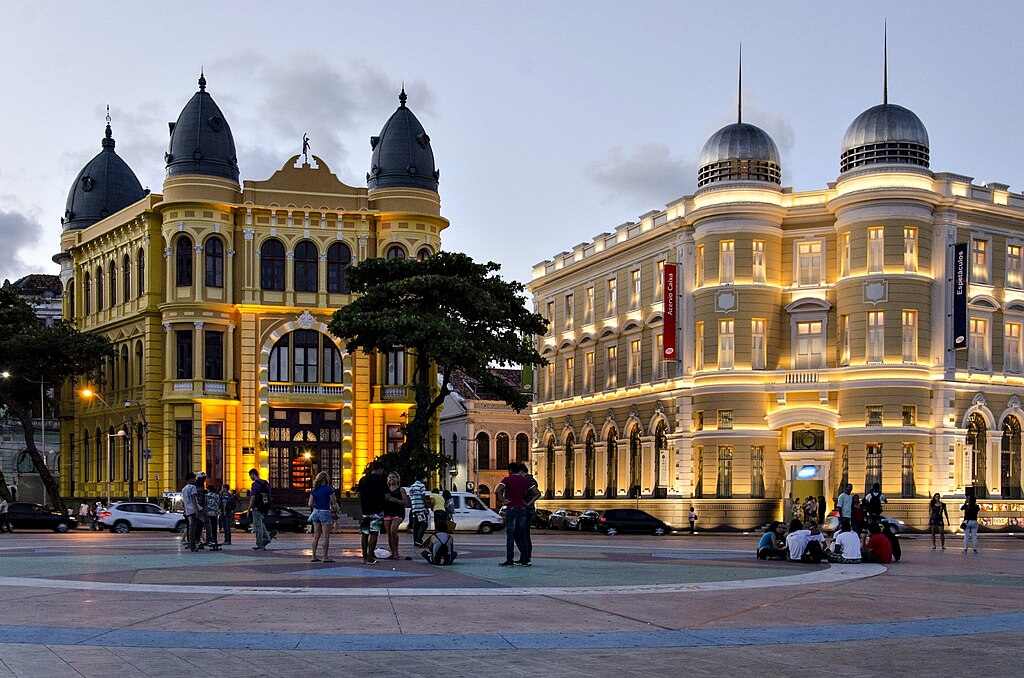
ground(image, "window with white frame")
xmin=605 ymin=345 xmax=617 ymax=389
xmin=903 ymin=227 xmax=918 ymax=272
xmin=839 ymin=314 xmax=850 ymax=365
xmin=797 ymin=240 xmax=823 ymax=286
xmin=655 ymin=260 xmax=665 ymax=300
xmin=583 ymin=350 xmax=595 ymax=392
xmin=1008 ymin=245 xmax=1023 ymax=289
xmin=867 ymin=311 xmax=885 ymax=363
xmin=752 ymin=240 xmax=766 ymax=283
xmin=719 ymin=240 xmax=735 ymax=284
xmin=630 ymin=269 xmax=641 ymax=308
xmin=695 ymin=320 xmax=704 ymax=370
xmin=606 ymin=278 xmax=617 ymax=316
xmin=969 ymin=317 xmax=990 ymax=370
xmin=695 ymin=245 xmax=705 ymax=287
xmin=718 ymin=319 xmax=734 ymax=369
xmin=868 ymin=227 xmax=884 ymax=273
xmin=654 ymin=333 xmax=664 ymax=380
xmin=1006 ymin=322 xmax=1022 ymax=373
xmin=901 ymin=310 xmax=918 ymax=363
xmin=564 ymin=293 xmax=574 ymax=330
xmin=584 ymin=286 xmax=594 ymax=323
xmin=971 ymin=238 xmax=990 ymax=284
xmin=751 ymin=318 xmax=766 ymax=370
xmin=628 ymin=338 xmax=642 ymax=384
xmin=840 ymin=232 xmax=851 ymax=277
xmin=794 ymin=320 xmax=825 ymax=369
xmin=564 ymin=356 xmax=574 ymax=397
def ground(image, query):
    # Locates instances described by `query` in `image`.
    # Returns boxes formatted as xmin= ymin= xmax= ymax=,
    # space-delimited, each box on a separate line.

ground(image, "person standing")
xmin=961 ymin=495 xmax=981 ymax=554
xmin=688 ymin=506 xmax=698 ymax=534
xmin=406 ymin=472 xmax=429 ymax=547
xmin=837 ymin=484 xmax=854 ymax=524
xmin=0 ymin=497 xmax=9 ymax=533
xmin=863 ymin=483 xmax=886 ymax=524
xmin=89 ymin=502 xmax=99 ymax=531
xmin=496 ymin=462 xmax=536 ymax=566
xmin=204 ymin=481 xmax=222 ymax=550
xmin=357 ymin=463 xmax=387 ymax=564
xmin=248 ymin=468 xmax=272 ymax=551
xmin=851 ymin=494 xmax=864 ymax=533
xmin=308 ymin=471 xmax=339 ymax=562
xmin=181 ymin=472 xmax=199 ymax=551
xmin=381 ymin=472 xmax=405 ymax=560
xmin=928 ymin=493 xmax=950 ymax=550
xmin=220 ymin=488 xmax=236 ymax=545
xmin=78 ymin=502 xmax=89 ymax=530
xmin=816 ymin=494 xmax=827 ymax=526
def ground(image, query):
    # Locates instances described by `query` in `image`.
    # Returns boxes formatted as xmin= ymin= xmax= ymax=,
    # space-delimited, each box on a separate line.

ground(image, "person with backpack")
xmin=204 ymin=481 xmax=222 ymax=551
xmin=420 ymin=509 xmax=457 ymax=565
xmin=863 ymin=483 xmax=886 ymax=524
xmin=248 ymin=468 xmax=272 ymax=551
xmin=221 ymin=489 xmax=237 ymax=545
xmin=193 ymin=473 xmax=211 ymax=549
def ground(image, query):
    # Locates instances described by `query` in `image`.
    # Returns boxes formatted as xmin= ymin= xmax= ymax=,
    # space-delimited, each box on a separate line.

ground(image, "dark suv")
xmin=7 ymin=503 xmax=78 ymax=533
xmin=597 ymin=509 xmax=671 ymax=536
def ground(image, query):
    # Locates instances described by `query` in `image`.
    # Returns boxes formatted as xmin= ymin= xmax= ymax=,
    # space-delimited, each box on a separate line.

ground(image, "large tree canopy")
xmin=329 ymin=251 xmax=547 ymax=482
xmin=0 ymin=287 xmax=111 ymax=509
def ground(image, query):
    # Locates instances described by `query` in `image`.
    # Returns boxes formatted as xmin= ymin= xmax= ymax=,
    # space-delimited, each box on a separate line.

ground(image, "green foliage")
xmin=330 ymin=251 xmax=548 ymax=481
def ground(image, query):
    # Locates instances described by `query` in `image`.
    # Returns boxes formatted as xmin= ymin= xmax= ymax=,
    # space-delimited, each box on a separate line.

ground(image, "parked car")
xmin=498 ymin=506 xmax=552 ymax=529
xmin=234 ymin=506 xmax=311 ymax=534
xmin=597 ymin=509 xmax=671 ymax=536
xmin=547 ymin=509 xmax=582 ymax=530
xmin=6 ymin=502 xmax=78 ymax=533
xmin=403 ymin=492 xmax=503 ymax=533
xmin=576 ymin=510 xmax=601 ymax=532
xmin=99 ymin=502 xmax=186 ymax=533
xmin=823 ymin=510 xmax=907 ymax=534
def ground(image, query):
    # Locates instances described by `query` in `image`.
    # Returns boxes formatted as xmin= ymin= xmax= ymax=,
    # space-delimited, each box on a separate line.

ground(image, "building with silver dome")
xmin=697 ymin=123 xmax=781 ymax=187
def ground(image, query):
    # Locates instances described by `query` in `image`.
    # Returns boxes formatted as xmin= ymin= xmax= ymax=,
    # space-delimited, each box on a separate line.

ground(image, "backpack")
xmin=866 ymin=493 xmax=882 ymax=515
xmin=430 ymin=533 xmax=456 ymax=566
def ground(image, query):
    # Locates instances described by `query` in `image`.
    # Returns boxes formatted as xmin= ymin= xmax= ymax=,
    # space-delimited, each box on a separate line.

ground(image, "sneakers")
xmin=516 ymin=560 xmax=532 ymax=567
xmin=499 ymin=560 xmax=515 ymax=567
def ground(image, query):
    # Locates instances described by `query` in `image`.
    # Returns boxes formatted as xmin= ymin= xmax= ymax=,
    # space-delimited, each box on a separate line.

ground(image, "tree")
xmin=329 ymin=251 xmax=547 ymax=482
xmin=0 ymin=287 xmax=112 ymax=511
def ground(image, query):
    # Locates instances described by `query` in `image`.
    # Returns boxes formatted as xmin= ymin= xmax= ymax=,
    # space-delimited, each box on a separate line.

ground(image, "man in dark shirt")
xmin=496 ymin=462 xmax=538 ymax=566
xmin=248 ymin=469 xmax=272 ymax=551
xmin=358 ymin=463 xmax=387 ymax=564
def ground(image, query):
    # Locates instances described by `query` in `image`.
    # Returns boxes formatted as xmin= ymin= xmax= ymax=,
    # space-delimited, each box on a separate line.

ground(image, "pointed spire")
xmin=399 ymin=82 xmax=407 ymax=108
xmin=737 ymin=43 xmax=743 ymax=124
xmin=102 ymin=104 xmax=115 ymax=149
xmin=199 ymin=67 xmax=206 ymax=92
xmin=883 ymin=20 xmax=888 ymax=105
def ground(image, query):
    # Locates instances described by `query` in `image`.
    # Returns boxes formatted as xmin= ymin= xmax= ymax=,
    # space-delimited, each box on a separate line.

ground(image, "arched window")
xmin=204 ymin=237 xmax=224 ymax=288
xmin=628 ymin=426 xmax=642 ymax=498
xmin=175 ymin=235 xmax=193 ymax=287
xmin=108 ymin=260 xmax=117 ymax=307
xmin=294 ymin=240 xmax=318 ymax=292
xmin=122 ymin=254 xmax=131 ymax=301
xmin=417 ymin=246 xmax=433 ymax=261
xmin=260 ymin=238 xmax=285 ymax=290
xmin=495 ymin=433 xmax=510 ymax=470
xmin=67 ymin=278 xmax=75 ymax=319
xmin=1002 ymin=416 xmax=1022 ymax=499
xmin=564 ymin=434 xmax=575 ymax=497
xmin=95 ymin=266 xmax=104 ymax=310
xmin=136 ymin=423 xmax=145 ymax=482
xmin=83 ymin=432 xmax=90 ymax=482
xmin=95 ymin=428 xmax=102 ymax=481
xmin=967 ymin=413 xmax=988 ymax=498
xmin=476 ymin=432 xmax=490 ymax=471
xmin=584 ymin=431 xmax=596 ymax=498
xmin=385 ymin=244 xmax=407 ymax=260
xmin=269 ymin=335 xmax=289 ymax=382
xmin=654 ymin=421 xmax=668 ymax=496
xmin=326 ymin=242 xmax=352 ymax=294
xmin=135 ymin=341 xmax=144 ymax=385
xmin=108 ymin=426 xmax=117 ymax=481
xmin=606 ymin=428 xmax=618 ymax=497
xmin=323 ymin=341 xmax=343 ymax=383
xmin=120 ymin=345 xmax=128 ymax=391
xmin=137 ymin=247 xmax=145 ymax=296
xmin=292 ymin=329 xmax=319 ymax=382
xmin=83 ymin=272 xmax=91 ymax=315
xmin=545 ymin=438 xmax=556 ymax=498
xmin=515 ymin=432 xmax=530 ymax=463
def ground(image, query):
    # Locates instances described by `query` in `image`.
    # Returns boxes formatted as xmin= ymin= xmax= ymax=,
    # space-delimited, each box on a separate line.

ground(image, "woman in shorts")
xmin=381 ymin=472 xmax=407 ymax=560
xmin=308 ymin=472 xmax=338 ymax=562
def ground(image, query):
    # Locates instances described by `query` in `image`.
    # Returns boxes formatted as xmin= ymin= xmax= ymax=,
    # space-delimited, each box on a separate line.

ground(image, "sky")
xmin=2 ymin=1 xmax=1023 ymax=284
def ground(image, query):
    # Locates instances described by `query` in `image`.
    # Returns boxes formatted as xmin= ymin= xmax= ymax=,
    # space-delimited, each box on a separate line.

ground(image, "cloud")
xmin=586 ymin=143 xmax=697 ymax=211
xmin=0 ymin=209 xmax=45 ymax=283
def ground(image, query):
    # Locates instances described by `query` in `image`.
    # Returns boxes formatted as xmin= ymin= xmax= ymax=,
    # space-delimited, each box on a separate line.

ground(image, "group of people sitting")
xmin=757 ymin=517 xmax=899 ymax=565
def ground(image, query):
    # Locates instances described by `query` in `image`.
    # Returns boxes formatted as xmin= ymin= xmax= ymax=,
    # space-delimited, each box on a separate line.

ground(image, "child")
xmin=688 ymin=506 xmax=698 ymax=534
xmin=421 ymin=510 xmax=457 ymax=565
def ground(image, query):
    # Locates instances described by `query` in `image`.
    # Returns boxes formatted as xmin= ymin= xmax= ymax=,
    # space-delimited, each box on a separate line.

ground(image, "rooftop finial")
xmin=199 ymin=67 xmax=206 ymax=92
xmin=101 ymin=104 xmax=115 ymax=149
xmin=883 ymin=20 xmax=888 ymax=105
xmin=737 ymin=43 xmax=743 ymax=124
xmin=399 ymin=82 xmax=407 ymax=107
xmin=105 ymin=104 xmax=112 ymax=139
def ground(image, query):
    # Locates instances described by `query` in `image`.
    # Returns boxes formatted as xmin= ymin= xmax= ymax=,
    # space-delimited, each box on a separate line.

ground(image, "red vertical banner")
xmin=663 ymin=263 xmax=677 ymax=360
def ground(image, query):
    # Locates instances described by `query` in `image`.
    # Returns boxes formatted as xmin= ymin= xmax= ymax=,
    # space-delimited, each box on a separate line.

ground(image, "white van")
xmin=401 ymin=491 xmax=504 ymax=533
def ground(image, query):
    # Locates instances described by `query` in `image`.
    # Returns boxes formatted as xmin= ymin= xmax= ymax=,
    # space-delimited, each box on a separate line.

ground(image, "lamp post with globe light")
xmin=78 ymin=387 xmax=128 ymax=505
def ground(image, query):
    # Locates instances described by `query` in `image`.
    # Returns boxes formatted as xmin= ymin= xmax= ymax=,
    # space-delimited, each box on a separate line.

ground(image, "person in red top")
xmin=496 ymin=462 xmax=537 ymax=566
xmin=862 ymin=523 xmax=893 ymax=564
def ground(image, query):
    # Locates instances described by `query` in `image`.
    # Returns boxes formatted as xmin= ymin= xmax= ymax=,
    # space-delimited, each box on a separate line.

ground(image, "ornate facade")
xmin=54 ymin=77 xmax=446 ymax=501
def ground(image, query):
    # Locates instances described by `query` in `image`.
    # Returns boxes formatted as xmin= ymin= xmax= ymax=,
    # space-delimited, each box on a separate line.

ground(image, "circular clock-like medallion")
xmin=801 ymin=431 xmax=817 ymax=448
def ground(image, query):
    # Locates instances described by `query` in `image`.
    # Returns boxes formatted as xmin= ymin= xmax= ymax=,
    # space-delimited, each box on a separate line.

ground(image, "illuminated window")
xmin=718 ymin=318 xmax=734 ymax=370
xmin=751 ymin=446 xmax=765 ymax=498
xmin=903 ymin=227 xmax=918 ymax=272
xmin=867 ymin=311 xmax=885 ymax=364
xmin=545 ymin=300 xmax=554 ymax=335
xmin=865 ymin=444 xmax=883 ymax=492
xmin=969 ymin=317 xmax=990 ymax=370
xmin=795 ymin=320 xmax=825 ymax=369
xmin=717 ymin=409 xmax=733 ymax=430
xmin=605 ymin=345 xmax=618 ymax=389
xmin=797 ymin=240 xmax=823 ymax=286
xmin=628 ymin=338 xmax=642 ymax=384
xmin=866 ymin=405 xmax=884 ymax=427
xmin=719 ymin=240 xmax=735 ymax=284
xmin=695 ymin=245 xmax=705 ymax=287
xmin=971 ymin=238 xmax=990 ymax=284
xmin=902 ymin=310 xmax=918 ymax=363
xmin=867 ymin=227 xmax=884 ymax=273
xmin=655 ymin=260 xmax=665 ymax=300
xmin=901 ymin=443 xmax=915 ymax=498
xmin=902 ymin=405 xmax=917 ymax=427
xmin=1007 ymin=322 xmax=1022 ymax=373
xmin=654 ymin=333 xmax=664 ymax=380
xmin=564 ymin=293 xmax=574 ymax=330
xmin=839 ymin=314 xmax=850 ymax=366
xmin=752 ymin=240 xmax=766 ymax=283
xmin=630 ymin=269 xmax=641 ymax=308
xmin=692 ymin=410 xmax=704 ymax=431
xmin=606 ymin=278 xmax=617 ymax=316
xmin=545 ymin=362 xmax=555 ymax=400
xmin=584 ymin=286 xmax=594 ymax=323
xmin=1008 ymin=244 xmax=1023 ymax=289
xmin=751 ymin=319 xmax=766 ymax=370
xmin=564 ymin=356 xmax=574 ymax=398
xmin=583 ymin=350 xmax=595 ymax=393
xmin=840 ymin=232 xmax=851 ymax=277
xmin=695 ymin=321 xmax=704 ymax=370
xmin=716 ymin=446 xmax=733 ymax=498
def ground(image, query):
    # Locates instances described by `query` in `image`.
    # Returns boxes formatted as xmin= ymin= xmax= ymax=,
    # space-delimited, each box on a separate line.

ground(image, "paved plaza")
xmin=0 ymin=530 xmax=1021 ymax=676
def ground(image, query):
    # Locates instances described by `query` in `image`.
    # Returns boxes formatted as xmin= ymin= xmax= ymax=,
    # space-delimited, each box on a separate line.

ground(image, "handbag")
xmin=959 ymin=521 xmax=966 ymax=530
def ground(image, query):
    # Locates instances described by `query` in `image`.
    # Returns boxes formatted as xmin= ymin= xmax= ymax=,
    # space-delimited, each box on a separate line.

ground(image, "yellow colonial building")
xmin=54 ymin=76 xmax=445 ymax=502
xmin=530 ymin=82 xmax=1024 ymax=531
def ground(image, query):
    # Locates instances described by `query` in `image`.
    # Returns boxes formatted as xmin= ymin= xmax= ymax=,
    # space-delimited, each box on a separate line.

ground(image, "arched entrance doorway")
xmin=564 ymin=434 xmax=575 ymax=498
xmin=584 ymin=432 xmax=596 ymax=498
xmin=653 ymin=421 xmax=668 ymax=497
xmin=967 ymin=413 xmax=989 ymax=499
xmin=545 ymin=438 xmax=556 ymax=499
xmin=605 ymin=428 xmax=618 ymax=498
xmin=1001 ymin=416 xmax=1022 ymax=499
xmin=628 ymin=426 xmax=642 ymax=498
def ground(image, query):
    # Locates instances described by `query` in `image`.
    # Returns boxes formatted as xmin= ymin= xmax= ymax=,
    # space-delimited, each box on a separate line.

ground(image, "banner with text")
xmin=663 ymin=263 xmax=677 ymax=360
xmin=953 ymin=242 xmax=968 ymax=350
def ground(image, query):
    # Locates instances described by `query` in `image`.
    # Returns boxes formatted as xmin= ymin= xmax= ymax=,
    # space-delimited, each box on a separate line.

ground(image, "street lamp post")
xmin=105 ymin=430 xmax=126 ymax=505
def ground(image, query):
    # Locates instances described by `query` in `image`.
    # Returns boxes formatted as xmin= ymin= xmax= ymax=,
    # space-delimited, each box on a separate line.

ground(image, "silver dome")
xmin=698 ymin=122 xmax=781 ymax=187
xmin=840 ymin=103 xmax=929 ymax=173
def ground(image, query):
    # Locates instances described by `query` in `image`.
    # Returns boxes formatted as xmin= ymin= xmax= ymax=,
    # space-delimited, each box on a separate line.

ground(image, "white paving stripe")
xmin=0 ymin=564 xmax=884 ymax=597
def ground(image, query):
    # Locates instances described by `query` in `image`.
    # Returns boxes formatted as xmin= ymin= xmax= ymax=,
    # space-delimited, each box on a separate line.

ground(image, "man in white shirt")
xmin=837 ymin=484 xmax=854 ymax=522
xmin=180 ymin=472 xmax=199 ymax=551
xmin=787 ymin=524 xmax=826 ymax=562
xmin=829 ymin=526 xmax=863 ymax=563
xmin=0 ymin=497 xmax=9 ymax=533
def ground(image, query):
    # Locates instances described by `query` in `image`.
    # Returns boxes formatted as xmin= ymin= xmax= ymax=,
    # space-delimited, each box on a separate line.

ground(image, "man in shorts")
xmin=358 ymin=463 xmax=387 ymax=564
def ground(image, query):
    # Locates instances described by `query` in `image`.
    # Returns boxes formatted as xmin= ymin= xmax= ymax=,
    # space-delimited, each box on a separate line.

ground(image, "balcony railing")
xmin=785 ymin=370 xmax=820 ymax=385
xmin=168 ymin=380 xmax=236 ymax=396
xmin=268 ymin=383 xmax=345 ymax=396
xmin=376 ymin=384 xmax=414 ymax=402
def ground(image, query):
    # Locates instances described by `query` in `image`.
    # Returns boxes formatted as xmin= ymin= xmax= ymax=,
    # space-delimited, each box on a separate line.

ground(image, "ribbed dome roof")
xmin=367 ymin=89 xmax=438 ymax=192
xmin=165 ymin=73 xmax=239 ymax=182
xmin=840 ymin=103 xmax=929 ymax=173
xmin=62 ymin=121 xmax=146 ymax=231
xmin=697 ymin=122 xmax=781 ymax=187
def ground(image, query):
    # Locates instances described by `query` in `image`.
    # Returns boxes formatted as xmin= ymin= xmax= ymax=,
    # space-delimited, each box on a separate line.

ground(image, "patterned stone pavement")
xmin=0 ymin=530 xmax=1021 ymax=676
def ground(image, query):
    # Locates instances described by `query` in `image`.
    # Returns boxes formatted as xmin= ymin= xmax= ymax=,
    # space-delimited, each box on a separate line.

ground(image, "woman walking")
xmin=929 ymin=493 xmax=950 ymax=550
xmin=961 ymin=495 xmax=981 ymax=554
xmin=308 ymin=472 xmax=338 ymax=562
xmin=381 ymin=472 xmax=406 ymax=560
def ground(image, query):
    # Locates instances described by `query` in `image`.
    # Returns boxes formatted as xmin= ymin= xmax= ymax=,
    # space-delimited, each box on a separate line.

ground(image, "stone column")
xmin=226 ymin=248 xmax=235 ymax=304
xmin=988 ymin=432 xmax=1002 ymax=497
xmin=193 ymin=243 xmax=203 ymax=301
xmin=225 ymin=323 xmax=235 ymax=382
xmin=640 ymin=435 xmax=655 ymax=495
xmin=164 ymin=246 xmax=174 ymax=301
xmin=319 ymin=253 xmax=328 ymax=304
xmin=193 ymin=321 xmax=204 ymax=382
xmin=163 ymin=323 xmax=174 ymax=380
xmin=285 ymin=250 xmax=295 ymax=305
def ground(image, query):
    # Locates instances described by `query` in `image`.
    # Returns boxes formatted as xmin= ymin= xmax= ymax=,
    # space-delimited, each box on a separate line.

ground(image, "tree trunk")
xmin=15 ymin=409 xmax=65 ymax=513
xmin=0 ymin=467 xmax=12 ymax=502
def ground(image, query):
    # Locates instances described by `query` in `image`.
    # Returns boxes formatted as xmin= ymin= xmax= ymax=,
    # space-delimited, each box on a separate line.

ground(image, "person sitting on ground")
xmin=420 ymin=509 xmax=457 ymax=566
xmin=862 ymin=523 xmax=893 ymax=564
xmin=786 ymin=520 xmax=825 ymax=563
xmin=756 ymin=522 xmax=787 ymax=560
xmin=881 ymin=521 xmax=901 ymax=563
xmin=827 ymin=520 xmax=862 ymax=563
